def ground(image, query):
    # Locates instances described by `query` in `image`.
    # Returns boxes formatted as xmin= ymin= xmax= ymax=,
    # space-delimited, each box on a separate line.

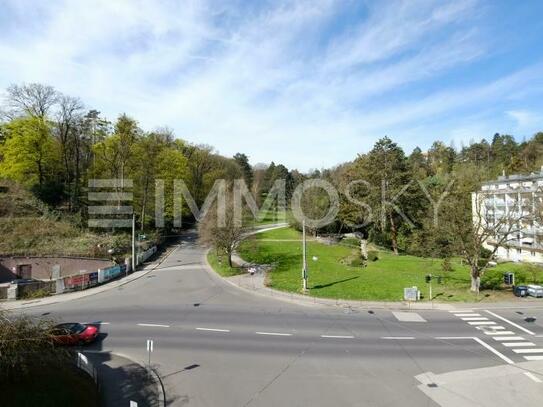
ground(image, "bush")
xmin=366 ymin=250 xmax=379 ymax=262
xmin=481 ymin=270 xmax=503 ymax=290
xmin=350 ymin=257 xmax=364 ymax=267
xmin=441 ymin=257 xmax=453 ymax=273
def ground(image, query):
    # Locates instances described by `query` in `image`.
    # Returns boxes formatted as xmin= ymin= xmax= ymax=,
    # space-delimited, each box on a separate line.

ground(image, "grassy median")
xmin=236 ymin=227 xmax=542 ymax=302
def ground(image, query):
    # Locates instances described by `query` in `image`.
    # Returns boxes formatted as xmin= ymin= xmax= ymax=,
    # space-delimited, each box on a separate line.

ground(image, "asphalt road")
xmin=20 ymin=231 xmax=543 ymax=407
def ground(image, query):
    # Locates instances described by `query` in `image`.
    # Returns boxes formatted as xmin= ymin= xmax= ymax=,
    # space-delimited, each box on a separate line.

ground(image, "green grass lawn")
xmin=207 ymin=250 xmax=244 ymax=277
xmin=238 ymin=227 xmax=543 ymax=302
xmin=246 ymin=209 xmax=289 ymax=226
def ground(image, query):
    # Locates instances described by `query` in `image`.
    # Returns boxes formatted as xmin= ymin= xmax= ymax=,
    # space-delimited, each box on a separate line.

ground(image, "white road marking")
xmin=524 ymin=372 xmax=543 ymax=383
xmin=502 ymin=342 xmax=536 ymax=347
xmin=255 ymin=332 xmax=292 ymax=336
xmin=381 ymin=336 xmax=415 ymax=340
xmin=449 ymin=310 xmax=473 ymax=313
xmin=392 ymin=312 xmax=426 ymax=322
xmin=321 ymin=335 xmax=354 ymax=339
xmin=468 ymin=321 xmax=496 ymax=325
xmin=137 ymin=323 xmax=170 ymax=328
xmin=434 ymin=336 xmax=514 ymax=364
xmin=484 ymin=331 xmax=515 ymax=335
xmin=493 ymin=336 xmax=525 ymax=341
xmin=196 ymin=327 xmax=230 ymax=332
xmin=524 ymin=356 xmax=543 ymax=361
xmin=435 ymin=337 xmax=474 ymax=340
xmin=472 ymin=337 xmax=515 ymax=364
xmin=461 ymin=317 xmax=489 ymax=321
xmin=485 ymin=310 xmax=535 ymax=336
xmin=455 ymin=313 xmax=482 ymax=317
xmin=512 ymin=349 xmax=543 ymax=354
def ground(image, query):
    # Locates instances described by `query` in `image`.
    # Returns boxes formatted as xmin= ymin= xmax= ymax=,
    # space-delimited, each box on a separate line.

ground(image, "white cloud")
xmin=0 ymin=0 xmax=541 ymax=170
xmin=505 ymin=110 xmax=541 ymax=131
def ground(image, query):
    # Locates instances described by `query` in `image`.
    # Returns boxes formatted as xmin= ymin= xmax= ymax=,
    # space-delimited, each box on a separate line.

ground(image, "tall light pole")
xmin=302 ymin=219 xmax=308 ymax=292
xmin=131 ymin=213 xmax=136 ymax=274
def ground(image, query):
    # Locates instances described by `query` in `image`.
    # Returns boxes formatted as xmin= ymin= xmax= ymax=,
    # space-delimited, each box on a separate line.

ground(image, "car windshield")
xmin=69 ymin=323 xmax=87 ymax=334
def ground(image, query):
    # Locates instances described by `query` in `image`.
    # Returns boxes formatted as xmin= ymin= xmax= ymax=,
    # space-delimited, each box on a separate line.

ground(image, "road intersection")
xmin=16 ymin=230 xmax=543 ymax=406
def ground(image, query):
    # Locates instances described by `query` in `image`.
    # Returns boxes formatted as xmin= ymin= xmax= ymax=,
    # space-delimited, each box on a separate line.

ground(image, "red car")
xmin=50 ymin=323 xmax=99 ymax=345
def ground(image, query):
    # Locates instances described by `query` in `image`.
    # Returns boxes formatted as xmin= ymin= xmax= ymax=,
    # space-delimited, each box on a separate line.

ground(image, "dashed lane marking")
xmin=196 ymin=327 xmax=230 ymax=332
xmin=321 ymin=335 xmax=355 ymax=339
xmin=381 ymin=336 xmax=415 ymax=340
xmin=455 ymin=313 xmax=482 ymax=317
xmin=468 ymin=321 xmax=496 ymax=325
xmin=137 ymin=323 xmax=170 ymax=328
xmin=485 ymin=310 xmax=536 ymax=336
xmin=524 ymin=372 xmax=543 ymax=383
xmin=255 ymin=332 xmax=292 ymax=336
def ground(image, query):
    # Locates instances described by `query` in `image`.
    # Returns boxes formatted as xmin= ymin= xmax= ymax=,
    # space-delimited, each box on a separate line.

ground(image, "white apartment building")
xmin=473 ymin=169 xmax=543 ymax=264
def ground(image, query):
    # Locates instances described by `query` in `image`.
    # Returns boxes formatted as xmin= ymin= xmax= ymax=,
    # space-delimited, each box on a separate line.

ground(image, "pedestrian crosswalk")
xmin=449 ymin=309 xmax=542 ymax=362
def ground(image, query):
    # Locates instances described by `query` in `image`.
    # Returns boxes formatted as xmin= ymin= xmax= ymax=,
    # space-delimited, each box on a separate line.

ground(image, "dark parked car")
xmin=50 ymin=323 xmax=99 ymax=345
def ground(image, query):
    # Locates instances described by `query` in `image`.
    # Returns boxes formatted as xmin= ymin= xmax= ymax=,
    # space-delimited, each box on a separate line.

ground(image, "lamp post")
xmin=302 ymin=219 xmax=308 ymax=292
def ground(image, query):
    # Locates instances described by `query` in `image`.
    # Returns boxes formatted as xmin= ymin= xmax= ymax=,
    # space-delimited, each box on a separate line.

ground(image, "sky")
xmin=1 ymin=0 xmax=542 ymax=171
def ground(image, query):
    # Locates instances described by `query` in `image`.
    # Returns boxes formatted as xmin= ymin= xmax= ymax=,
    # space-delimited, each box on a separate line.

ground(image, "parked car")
xmin=50 ymin=323 xmax=99 ymax=345
xmin=527 ymin=285 xmax=543 ymax=298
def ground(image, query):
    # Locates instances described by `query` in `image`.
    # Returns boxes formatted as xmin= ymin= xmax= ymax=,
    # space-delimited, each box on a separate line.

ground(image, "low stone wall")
xmin=0 ymin=256 xmax=114 ymax=283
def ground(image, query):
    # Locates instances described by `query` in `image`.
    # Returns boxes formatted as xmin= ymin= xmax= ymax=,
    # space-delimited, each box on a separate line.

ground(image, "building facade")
xmin=473 ymin=169 xmax=543 ymax=264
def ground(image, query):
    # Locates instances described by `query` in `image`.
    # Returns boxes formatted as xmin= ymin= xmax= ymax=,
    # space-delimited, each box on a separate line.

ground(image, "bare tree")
xmin=199 ymin=193 xmax=246 ymax=268
xmin=55 ymin=95 xmax=84 ymax=208
xmin=5 ymin=83 xmax=58 ymax=118
xmin=443 ymin=180 xmax=528 ymax=293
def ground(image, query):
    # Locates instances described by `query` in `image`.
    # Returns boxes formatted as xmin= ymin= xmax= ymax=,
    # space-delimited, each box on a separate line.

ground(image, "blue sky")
xmin=1 ymin=0 xmax=542 ymax=170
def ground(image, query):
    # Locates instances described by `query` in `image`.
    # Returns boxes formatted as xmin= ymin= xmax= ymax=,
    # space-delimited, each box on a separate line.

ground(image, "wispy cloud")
xmin=1 ymin=0 xmax=542 ymax=169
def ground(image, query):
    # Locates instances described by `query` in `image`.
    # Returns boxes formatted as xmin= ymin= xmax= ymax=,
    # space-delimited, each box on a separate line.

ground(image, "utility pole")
xmin=131 ymin=213 xmax=136 ymax=275
xmin=302 ymin=219 xmax=308 ymax=292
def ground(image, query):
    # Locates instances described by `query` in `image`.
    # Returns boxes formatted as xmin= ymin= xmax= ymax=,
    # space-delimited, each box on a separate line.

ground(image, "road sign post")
xmin=146 ymin=339 xmax=154 ymax=366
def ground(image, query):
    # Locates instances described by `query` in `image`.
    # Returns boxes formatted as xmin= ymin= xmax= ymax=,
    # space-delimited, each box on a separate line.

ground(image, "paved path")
xmin=11 ymin=230 xmax=543 ymax=406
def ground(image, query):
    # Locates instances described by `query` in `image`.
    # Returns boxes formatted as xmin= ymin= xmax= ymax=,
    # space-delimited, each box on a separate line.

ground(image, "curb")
xmin=2 ymin=243 xmax=179 ymax=310
xmin=82 ymin=350 xmax=166 ymax=407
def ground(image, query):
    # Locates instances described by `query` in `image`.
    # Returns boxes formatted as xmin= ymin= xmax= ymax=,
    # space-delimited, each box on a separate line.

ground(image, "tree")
xmin=198 ymin=188 xmax=246 ymax=267
xmin=355 ymin=137 xmax=413 ymax=254
xmin=233 ymin=153 xmax=253 ymax=189
xmin=0 ymin=312 xmax=73 ymax=383
xmin=5 ymin=83 xmax=58 ymax=118
xmin=54 ymin=95 xmax=84 ymax=209
xmin=439 ymin=165 xmax=526 ymax=293
xmin=0 ymin=116 xmax=60 ymax=187
xmin=92 ymin=114 xmax=139 ymax=206
xmin=428 ymin=141 xmax=456 ymax=175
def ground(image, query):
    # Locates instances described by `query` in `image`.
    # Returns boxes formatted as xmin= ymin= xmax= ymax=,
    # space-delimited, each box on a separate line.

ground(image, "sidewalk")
xmin=1 ymin=244 xmax=177 ymax=311
xmin=83 ymin=351 xmax=164 ymax=407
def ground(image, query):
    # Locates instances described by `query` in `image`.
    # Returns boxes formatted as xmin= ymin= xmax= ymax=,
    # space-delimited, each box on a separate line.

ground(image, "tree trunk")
xmin=470 ymin=267 xmax=481 ymax=293
xmin=389 ymin=213 xmax=399 ymax=255
xmin=227 ymin=251 xmax=233 ymax=268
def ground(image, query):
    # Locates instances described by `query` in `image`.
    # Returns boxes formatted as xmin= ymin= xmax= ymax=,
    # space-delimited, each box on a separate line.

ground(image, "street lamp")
xmin=302 ymin=219 xmax=308 ymax=292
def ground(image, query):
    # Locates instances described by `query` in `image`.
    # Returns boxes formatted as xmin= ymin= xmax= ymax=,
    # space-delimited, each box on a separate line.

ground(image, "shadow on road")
xmin=83 ymin=351 xmax=161 ymax=407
